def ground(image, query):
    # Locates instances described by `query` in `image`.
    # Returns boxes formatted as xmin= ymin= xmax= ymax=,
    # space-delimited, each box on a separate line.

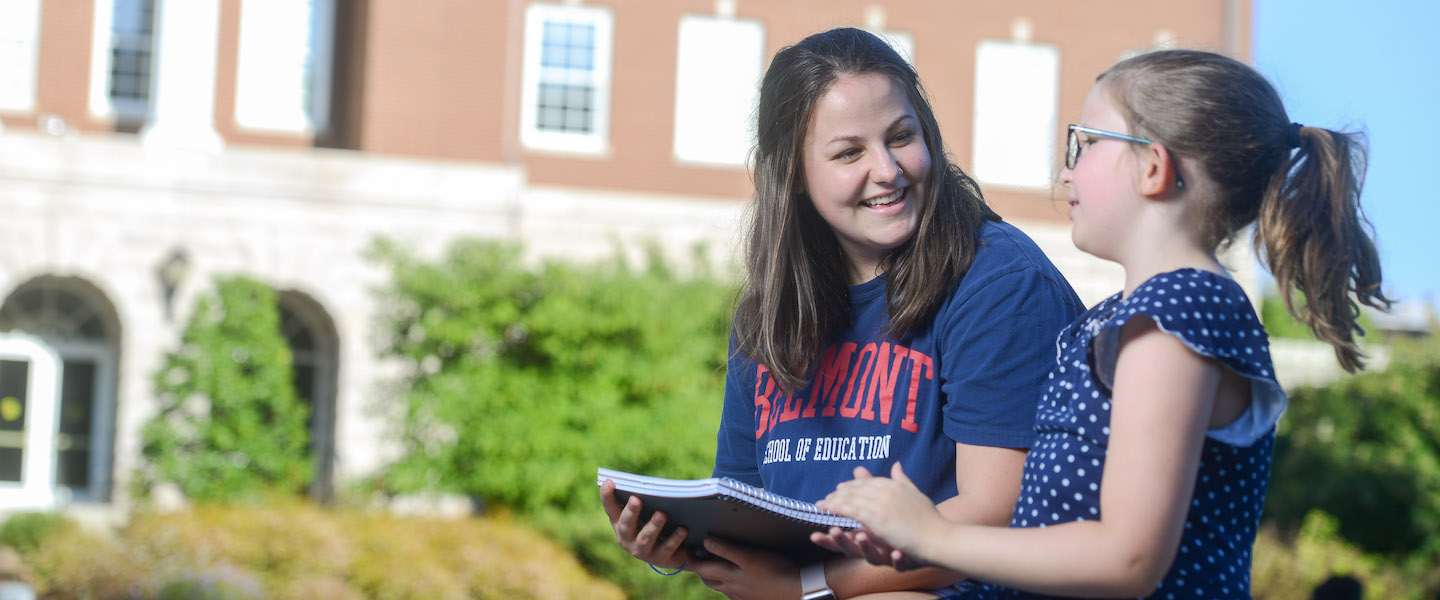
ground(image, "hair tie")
xmin=649 ymin=562 xmax=687 ymax=576
xmin=1287 ymin=122 xmax=1304 ymax=148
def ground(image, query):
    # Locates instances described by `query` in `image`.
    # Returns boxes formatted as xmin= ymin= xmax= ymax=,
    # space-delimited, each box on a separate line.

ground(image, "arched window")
xmin=0 ymin=277 xmax=121 ymax=505
xmin=277 ymin=290 xmax=338 ymax=503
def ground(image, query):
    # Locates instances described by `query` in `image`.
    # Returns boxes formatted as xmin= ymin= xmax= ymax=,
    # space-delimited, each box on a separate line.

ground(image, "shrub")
xmin=369 ymin=239 xmax=733 ymax=598
xmin=1264 ymin=331 xmax=1440 ymax=597
xmin=139 ymin=276 xmax=313 ymax=503
xmin=1252 ymin=510 xmax=1415 ymax=599
xmin=0 ymin=511 xmax=76 ymax=555
xmin=26 ymin=502 xmax=622 ymax=599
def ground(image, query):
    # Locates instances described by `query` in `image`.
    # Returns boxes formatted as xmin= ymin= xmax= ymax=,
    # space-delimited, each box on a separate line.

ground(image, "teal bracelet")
xmin=649 ymin=561 xmax=687 ymax=576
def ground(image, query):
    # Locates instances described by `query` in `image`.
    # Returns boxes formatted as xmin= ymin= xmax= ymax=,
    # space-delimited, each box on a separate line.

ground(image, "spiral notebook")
xmin=597 ymin=467 xmax=859 ymax=562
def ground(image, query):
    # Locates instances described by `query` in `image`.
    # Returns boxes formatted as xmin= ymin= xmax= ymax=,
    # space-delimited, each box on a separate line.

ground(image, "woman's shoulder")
xmin=952 ymin=220 xmax=1079 ymax=305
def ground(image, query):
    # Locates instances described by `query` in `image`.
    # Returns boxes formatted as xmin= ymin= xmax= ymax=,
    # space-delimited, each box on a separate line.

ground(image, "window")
xmin=277 ymin=291 xmax=338 ymax=503
xmin=0 ymin=278 xmax=120 ymax=505
xmin=971 ymin=40 xmax=1060 ymax=189
xmin=520 ymin=3 xmax=613 ymax=154
xmin=233 ymin=0 xmax=335 ymax=134
xmin=671 ymin=15 xmax=763 ymax=166
xmin=88 ymin=0 xmax=157 ymax=123
xmin=0 ymin=0 xmax=41 ymax=112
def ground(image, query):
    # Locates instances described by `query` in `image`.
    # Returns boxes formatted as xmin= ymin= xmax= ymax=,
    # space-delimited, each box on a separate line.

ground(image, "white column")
xmin=141 ymin=0 xmax=224 ymax=151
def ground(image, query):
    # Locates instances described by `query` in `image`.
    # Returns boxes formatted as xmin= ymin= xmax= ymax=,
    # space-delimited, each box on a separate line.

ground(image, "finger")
xmin=614 ymin=495 xmax=644 ymax=538
xmin=837 ymin=531 xmax=871 ymax=559
xmin=891 ymin=461 xmax=911 ymax=484
xmin=809 ymin=531 xmax=842 ymax=553
xmin=654 ymin=523 xmax=690 ymax=558
xmin=700 ymin=537 xmax=741 ymax=566
xmin=855 ymin=530 xmax=891 ymax=566
xmin=599 ymin=480 xmax=623 ymax=522
xmin=852 ymin=465 xmax=873 ymax=480
xmin=633 ymin=508 xmax=669 ymax=551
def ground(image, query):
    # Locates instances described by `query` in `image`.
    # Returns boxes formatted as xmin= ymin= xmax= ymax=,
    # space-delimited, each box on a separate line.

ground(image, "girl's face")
xmin=800 ymin=72 xmax=931 ymax=284
xmin=1060 ymin=83 xmax=1146 ymax=261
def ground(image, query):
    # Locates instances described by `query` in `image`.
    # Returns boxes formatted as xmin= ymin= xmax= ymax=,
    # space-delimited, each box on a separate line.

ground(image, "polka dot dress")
xmin=952 ymin=269 xmax=1284 ymax=600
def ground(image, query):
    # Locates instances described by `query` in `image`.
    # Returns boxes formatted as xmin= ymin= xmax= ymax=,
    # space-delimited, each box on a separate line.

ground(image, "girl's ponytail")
xmin=1256 ymin=126 xmax=1391 ymax=372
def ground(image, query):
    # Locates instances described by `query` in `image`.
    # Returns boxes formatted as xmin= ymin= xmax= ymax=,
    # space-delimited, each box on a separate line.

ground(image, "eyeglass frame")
xmin=1065 ymin=124 xmax=1185 ymax=189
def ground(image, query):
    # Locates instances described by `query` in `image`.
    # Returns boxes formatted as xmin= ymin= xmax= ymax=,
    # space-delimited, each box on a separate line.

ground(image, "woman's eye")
xmin=834 ymin=148 xmax=861 ymax=161
xmin=891 ymin=131 xmax=914 ymax=145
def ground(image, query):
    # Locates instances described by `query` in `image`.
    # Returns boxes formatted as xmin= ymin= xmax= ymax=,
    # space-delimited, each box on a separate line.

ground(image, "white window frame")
xmin=0 ymin=334 xmax=59 ymax=511
xmin=0 ymin=0 xmax=42 ymax=113
xmin=519 ymin=3 xmax=614 ymax=155
xmin=88 ymin=0 xmax=156 ymax=121
xmin=671 ymin=14 xmax=763 ymax=167
xmin=970 ymin=39 xmax=1060 ymax=189
xmin=233 ymin=0 xmax=334 ymax=134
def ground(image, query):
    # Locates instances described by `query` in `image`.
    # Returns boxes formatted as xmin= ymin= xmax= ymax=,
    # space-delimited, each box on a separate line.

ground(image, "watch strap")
xmin=800 ymin=562 xmax=835 ymax=600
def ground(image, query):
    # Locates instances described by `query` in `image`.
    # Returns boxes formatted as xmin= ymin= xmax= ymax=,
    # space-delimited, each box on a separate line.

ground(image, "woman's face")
xmin=800 ymin=72 xmax=930 ymax=284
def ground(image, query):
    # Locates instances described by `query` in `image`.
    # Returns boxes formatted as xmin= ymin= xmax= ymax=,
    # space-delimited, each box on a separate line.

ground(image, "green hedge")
xmin=369 ymin=239 xmax=734 ymax=598
xmin=1264 ymin=331 xmax=1440 ymax=596
xmin=11 ymin=503 xmax=622 ymax=599
xmin=139 ymin=276 xmax=313 ymax=503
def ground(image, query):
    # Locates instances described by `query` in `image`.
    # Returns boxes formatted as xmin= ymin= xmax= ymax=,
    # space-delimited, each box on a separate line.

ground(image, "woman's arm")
xmin=819 ymin=317 xmax=1221 ymax=597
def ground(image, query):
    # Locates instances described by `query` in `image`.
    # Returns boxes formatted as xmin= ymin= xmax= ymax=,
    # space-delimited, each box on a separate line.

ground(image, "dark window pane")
xmin=0 ymin=360 xmax=29 ymax=434
xmin=57 ymin=448 xmax=89 ymax=488
xmin=59 ymin=360 xmax=95 ymax=436
xmin=0 ymin=447 xmax=20 ymax=483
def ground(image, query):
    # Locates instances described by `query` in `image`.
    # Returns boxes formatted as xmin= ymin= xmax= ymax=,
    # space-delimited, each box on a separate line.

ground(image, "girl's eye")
xmin=891 ymin=131 xmax=914 ymax=145
xmin=834 ymin=148 xmax=861 ymax=161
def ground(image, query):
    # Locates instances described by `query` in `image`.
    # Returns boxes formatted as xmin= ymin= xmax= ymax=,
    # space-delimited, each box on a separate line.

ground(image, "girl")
xmin=813 ymin=49 xmax=1389 ymax=599
xmin=600 ymin=28 xmax=1083 ymax=599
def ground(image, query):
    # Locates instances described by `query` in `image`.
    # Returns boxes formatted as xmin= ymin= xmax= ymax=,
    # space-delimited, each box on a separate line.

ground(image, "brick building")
xmin=0 ymin=0 xmax=1254 ymax=516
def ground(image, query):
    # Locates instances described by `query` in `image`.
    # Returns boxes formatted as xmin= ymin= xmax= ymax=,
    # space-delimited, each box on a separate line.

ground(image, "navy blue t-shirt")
xmin=713 ymin=220 xmax=1084 ymax=506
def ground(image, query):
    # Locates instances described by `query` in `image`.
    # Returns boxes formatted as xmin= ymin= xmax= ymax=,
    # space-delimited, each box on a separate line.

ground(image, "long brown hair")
xmin=734 ymin=27 xmax=998 ymax=393
xmin=1099 ymin=49 xmax=1390 ymax=372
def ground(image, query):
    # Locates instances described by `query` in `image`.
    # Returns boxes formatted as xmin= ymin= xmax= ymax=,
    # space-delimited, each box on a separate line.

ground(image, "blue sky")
xmin=1251 ymin=0 xmax=1440 ymax=305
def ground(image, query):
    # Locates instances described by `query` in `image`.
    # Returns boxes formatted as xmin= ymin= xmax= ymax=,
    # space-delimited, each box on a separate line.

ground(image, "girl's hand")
xmin=811 ymin=524 xmax=926 ymax=571
xmin=814 ymin=464 xmax=945 ymax=564
xmin=599 ymin=479 xmax=695 ymax=569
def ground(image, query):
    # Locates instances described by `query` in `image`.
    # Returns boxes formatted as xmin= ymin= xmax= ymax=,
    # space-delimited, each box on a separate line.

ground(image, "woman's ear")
xmin=1137 ymin=142 xmax=1182 ymax=197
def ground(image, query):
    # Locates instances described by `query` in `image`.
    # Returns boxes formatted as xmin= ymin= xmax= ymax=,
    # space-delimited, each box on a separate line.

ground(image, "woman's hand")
xmin=814 ymin=464 xmax=948 ymax=567
xmin=690 ymin=537 xmax=800 ymax=600
xmin=599 ymin=478 xmax=695 ymax=569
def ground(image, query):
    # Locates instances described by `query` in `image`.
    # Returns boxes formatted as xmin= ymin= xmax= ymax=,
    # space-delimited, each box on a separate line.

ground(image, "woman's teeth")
xmin=865 ymin=188 xmax=905 ymax=206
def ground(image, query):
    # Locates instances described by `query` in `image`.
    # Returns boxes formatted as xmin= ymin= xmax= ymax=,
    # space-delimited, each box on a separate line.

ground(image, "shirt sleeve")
xmin=939 ymin=266 xmax=1080 ymax=448
xmin=711 ymin=339 xmax=765 ymax=486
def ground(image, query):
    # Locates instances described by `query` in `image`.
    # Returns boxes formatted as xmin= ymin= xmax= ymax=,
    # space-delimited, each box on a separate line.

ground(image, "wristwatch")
xmin=800 ymin=561 xmax=837 ymax=600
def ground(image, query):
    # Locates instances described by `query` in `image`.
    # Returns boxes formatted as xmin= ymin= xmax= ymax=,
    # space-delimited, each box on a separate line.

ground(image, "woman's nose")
xmin=873 ymin=151 xmax=902 ymax=182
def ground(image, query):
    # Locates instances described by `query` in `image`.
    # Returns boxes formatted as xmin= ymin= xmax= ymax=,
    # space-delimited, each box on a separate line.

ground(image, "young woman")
xmin=814 ymin=48 xmax=1390 ymax=600
xmin=601 ymin=27 xmax=1083 ymax=599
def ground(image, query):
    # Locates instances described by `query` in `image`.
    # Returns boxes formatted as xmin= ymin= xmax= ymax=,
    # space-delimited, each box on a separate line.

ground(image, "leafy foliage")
xmin=1260 ymin=292 xmax=1377 ymax=341
xmin=1251 ymin=510 xmax=1416 ymax=599
xmin=1264 ymin=330 xmax=1440 ymax=596
xmin=140 ymin=276 xmax=313 ymax=502
xmin=369 ymin=238 xmax=734 ymax=598
xmin=0 ymin=511 xmax=76 ymax=555
xmin=20 ymin=502 xmax=622 ymax=599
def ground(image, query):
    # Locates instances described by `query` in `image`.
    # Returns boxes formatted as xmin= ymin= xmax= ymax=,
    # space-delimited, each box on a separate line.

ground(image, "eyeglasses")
xmin=1065 ymin=124 xmax=1186 ymax=189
